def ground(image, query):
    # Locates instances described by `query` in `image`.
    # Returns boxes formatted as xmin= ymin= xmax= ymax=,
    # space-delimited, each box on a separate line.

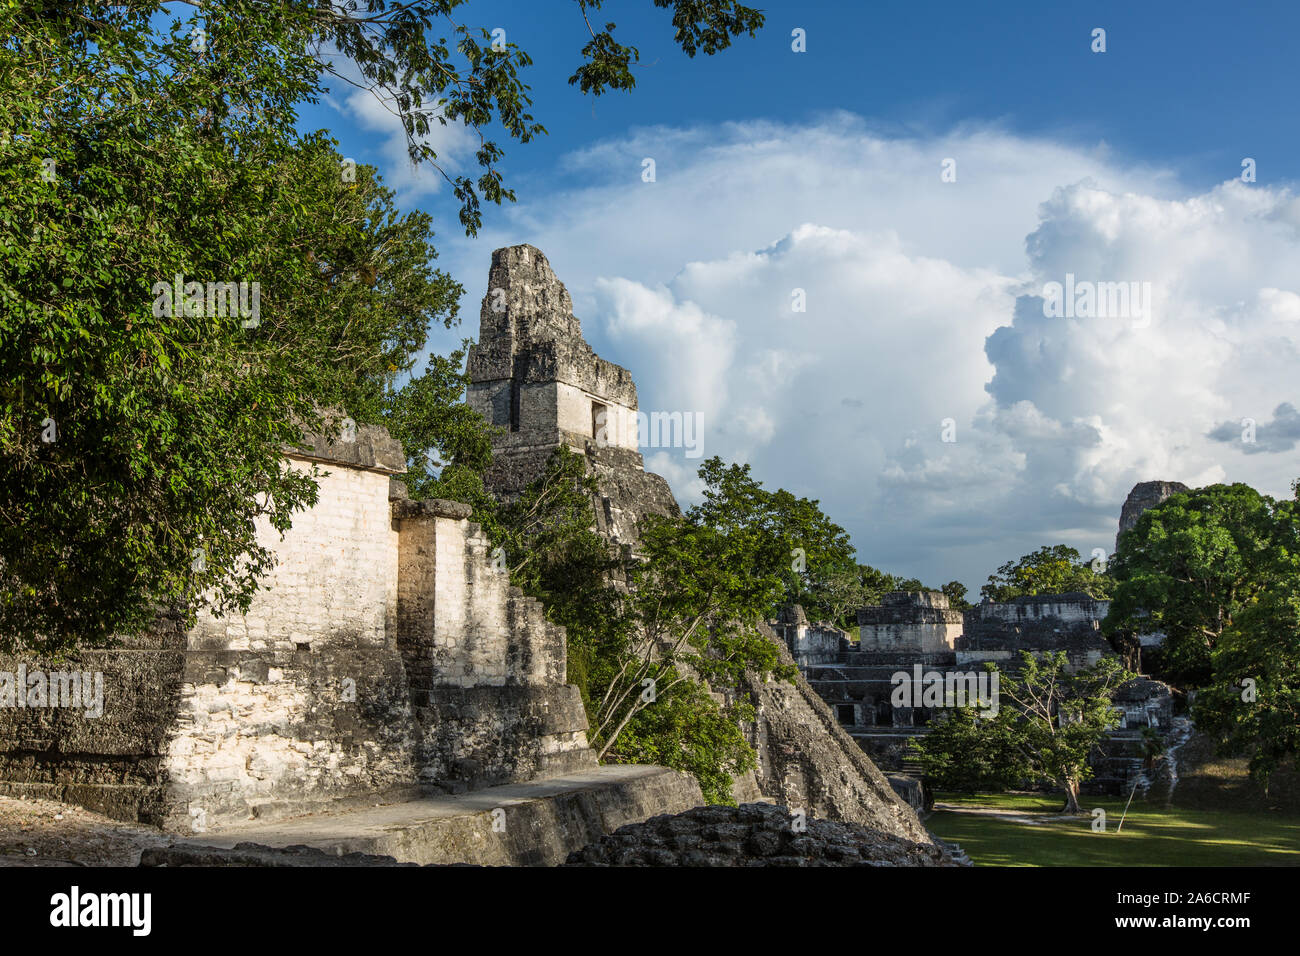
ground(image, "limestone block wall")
xmin=393 ymin=496 xmax=596 ymax=791
xmin=970 ymin=594 xmax=1111 ymax=626
xmin=858 ymin=593 xmax=964 ymax=653
xmin=0 ymin=612 xmax=190 ymax=825
xmin=957 ymin=593 xmax=1112 ymax=669
xmin=512 ymin=380 xmax=567 ymax=439
xmin=191 ymin=460 xmax=400 ymax=651
xmin=772 ymin=621 xmax=847 ymax=668
xmin=858 ymin=621 xmax=963 ymax=653
xmin=556 ymin=381 xmax=637 ymax=452
xmin=0 ymin=422 xmax=604 ymax=832
xmin=162 ymin=455 xmax=418 ymax=832
xmin=0 ymin=436 xmax=420 ymax=831
xmin=395 ymin=498 xmax=567 ymax=689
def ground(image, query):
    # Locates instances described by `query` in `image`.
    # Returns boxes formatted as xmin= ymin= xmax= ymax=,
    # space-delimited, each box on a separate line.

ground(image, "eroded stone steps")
xmin=175 ymin=764 xmax=703 ymax=866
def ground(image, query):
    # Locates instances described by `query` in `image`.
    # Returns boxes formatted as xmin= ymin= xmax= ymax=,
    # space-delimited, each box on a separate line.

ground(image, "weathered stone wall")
xmin=467 ymin=245 xmax=645 ymax=502
xmin=152 ymin=437 xmax=420 ymax=832
xmin=565 ymin=802 xmax=963 ymax=867
xmin=770 ymin=606 xmax=848 ymax=667
xmin=858 ymin=592 xmax=964 ymax=653
xmin=1112 ymin=676 xmax=1174 ymax=731
xmin=967 ymin=594 xmax=1111 ymax=627
xmin=393 ymin=495 xmax=596 ymax=790
xmin=162 ymin=765 xmax=706 ymax=866
xmin=0 ymin=422 xmax=604 ymax=834
xmin=1117 ymin=480 xmax=1189 ymax=552
xmin=957 ymin=593 xmax=1112 ymax=669
xmin=584 ymin=442 xmax=682 ymax=549
xmin=467 ymin=245 xmax=682 ymax=552
xmin=736 ymin=625 xmax=936 ymax=845
xmin=0 ymin=436 xmax=422 ymax=830
xmin=0 ymin=612 xmax=190 ymax=824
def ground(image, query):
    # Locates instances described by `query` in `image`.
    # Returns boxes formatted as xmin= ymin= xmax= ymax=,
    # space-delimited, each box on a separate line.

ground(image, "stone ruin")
xmin=466 ymin=244 xmax=680 ymax=551
xmin=465 ymin=244 xmax=933 ymax=843
xmin=1116 ymin=480 xmax=1189 ymax=553
xmin=769 ymin=605 xmax=850 ymax=667
xmin=958 ymin=592 xmax=1113 ymax=670
xmin=788 ymin=583 xmax=1174 ymax=800
xmin=0 ymin=424 xmax=639 ymax=833
xmin=564 ymin=802 xmax=965 ymax=867
xmin=858 ymin=591 xmax=965 ymax=654
xmin=0 ymin=244 xmax=937 ymax=862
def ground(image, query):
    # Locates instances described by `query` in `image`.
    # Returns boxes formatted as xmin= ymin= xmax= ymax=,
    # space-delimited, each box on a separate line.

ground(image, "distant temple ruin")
xmin=1116 ymin=480 xmax=1189 ymax=553
xmin=466 ymin=244 xmax=680 ymax=551
xmin=783 ymin=584 xmax=1172 ymax=799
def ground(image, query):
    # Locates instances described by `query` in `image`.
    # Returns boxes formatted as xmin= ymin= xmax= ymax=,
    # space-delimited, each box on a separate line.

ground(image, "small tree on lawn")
xmin=913 ymin=652 xmax=1134 ymax=813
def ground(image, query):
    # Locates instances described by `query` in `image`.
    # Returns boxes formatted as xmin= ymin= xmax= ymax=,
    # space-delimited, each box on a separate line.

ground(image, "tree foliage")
xmin=688 ymin=457 xmax=859 ymax=622
xmin=1105 ymin=483 xmax=1292 ymax=686
xmin=1 ymin=16 xmax=458 ymax=651
xmin=382 ymin=341 xmax=500 ymax=520
xmin=981 ymin=544 xmax=1114 ymax=604
xmin=568 ymin=0 xmax=764 ymax=95
xmin=485 ymin=451 xmax=808 ymax=802
xmin=1193 ymin=578 xmax=1300 ymax=784
xmin=1 ymin=0 xmax=764 ymax=653
xmin=940 ymin=580 xmax=972 ymax=610
xmin=1110 ymin=481 xmax=1300 ymax=784
xmin=912 ymin=652 xmax=1135 ymax=812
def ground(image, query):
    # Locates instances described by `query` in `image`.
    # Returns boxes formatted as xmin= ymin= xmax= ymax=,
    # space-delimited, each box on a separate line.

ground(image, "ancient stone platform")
xmin=172 ymin=765 xmax=703 ymax=866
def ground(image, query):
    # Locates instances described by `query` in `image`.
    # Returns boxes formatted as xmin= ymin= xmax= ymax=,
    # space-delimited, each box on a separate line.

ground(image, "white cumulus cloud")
xmin=434 ymin=117 xmax=1300 ymax=589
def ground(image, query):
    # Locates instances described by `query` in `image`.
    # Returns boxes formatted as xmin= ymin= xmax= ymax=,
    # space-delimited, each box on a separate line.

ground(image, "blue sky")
xmin=305 ymin=0 xmax=1300 ymax=196
xmin=290 ymin=1 xmax=1300 ymax=591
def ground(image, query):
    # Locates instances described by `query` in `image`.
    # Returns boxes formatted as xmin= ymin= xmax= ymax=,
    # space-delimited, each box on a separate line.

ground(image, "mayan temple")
xmin=466 ymin=244 xmax=681 ymax=550
xmin=467 ymin=245 xmax=934 ymax=843
xmin=0 ymin=245 xmax=938 ymax=864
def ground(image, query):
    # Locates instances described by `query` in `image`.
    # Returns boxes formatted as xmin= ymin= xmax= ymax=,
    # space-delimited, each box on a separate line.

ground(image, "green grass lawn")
xmin=926 ymin=792 xmax=1300 ymax=866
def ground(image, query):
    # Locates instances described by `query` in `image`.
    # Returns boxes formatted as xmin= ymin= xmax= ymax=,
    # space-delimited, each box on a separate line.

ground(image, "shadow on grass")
xmin=927 ymin=792 xmax=1300 ymax=867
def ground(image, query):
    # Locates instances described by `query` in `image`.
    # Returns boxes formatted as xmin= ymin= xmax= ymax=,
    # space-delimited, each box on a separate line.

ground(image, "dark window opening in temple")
xmin=876 ymin=700 xmax=893 ymax=726
xmin=591 ymin=401 xmax=607 ymax=440
xmin=836 ymin=704 xmax=855 ymax=725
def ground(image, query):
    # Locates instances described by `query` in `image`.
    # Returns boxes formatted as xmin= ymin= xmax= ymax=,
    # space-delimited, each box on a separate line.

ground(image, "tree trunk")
xmin=1060 ymin=778 xmax=1082 ymax=814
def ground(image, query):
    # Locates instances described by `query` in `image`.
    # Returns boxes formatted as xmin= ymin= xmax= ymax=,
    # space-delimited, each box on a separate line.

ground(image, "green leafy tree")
xmin=608 ymin=674 xmax=758 ymax=805
xmin=912 ymin=652 xmax=1135 ymax=813
xmin=910 ymin=706 xmax=1029 ymax=793
xmin=588 ymin=509 xmax=793 ymax=761
xmin=1190 ymin=555 xmax=1300 ymax=785
xmin=1 ymin=1 xmax=764 ymax=652
xmin=569 ymin=0 xmax=764 ymax=96
xmin=1105 ymin=484 xmax=1291 ymax=686
xmin=940 ymin=580 xmax=972 ymax=610
xmin=485 ymin=453 xmax=974 ymax=801
xmin=981 ymin=544 xmax=1113 ymax=604
xmin=812 ymin=563 xmax=945 ymax=630
xmin=493 ymin=447 xmax=634 ymax=677
xmin=2 ymin=43 xmax=458 ymax=653
xmin=688 ymin=457 xmax=858 ymax=622
xmin=485 ymin=451 xmax=807 ymax=802
xmin=382 ymin=342 xmax=500 ymax=519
